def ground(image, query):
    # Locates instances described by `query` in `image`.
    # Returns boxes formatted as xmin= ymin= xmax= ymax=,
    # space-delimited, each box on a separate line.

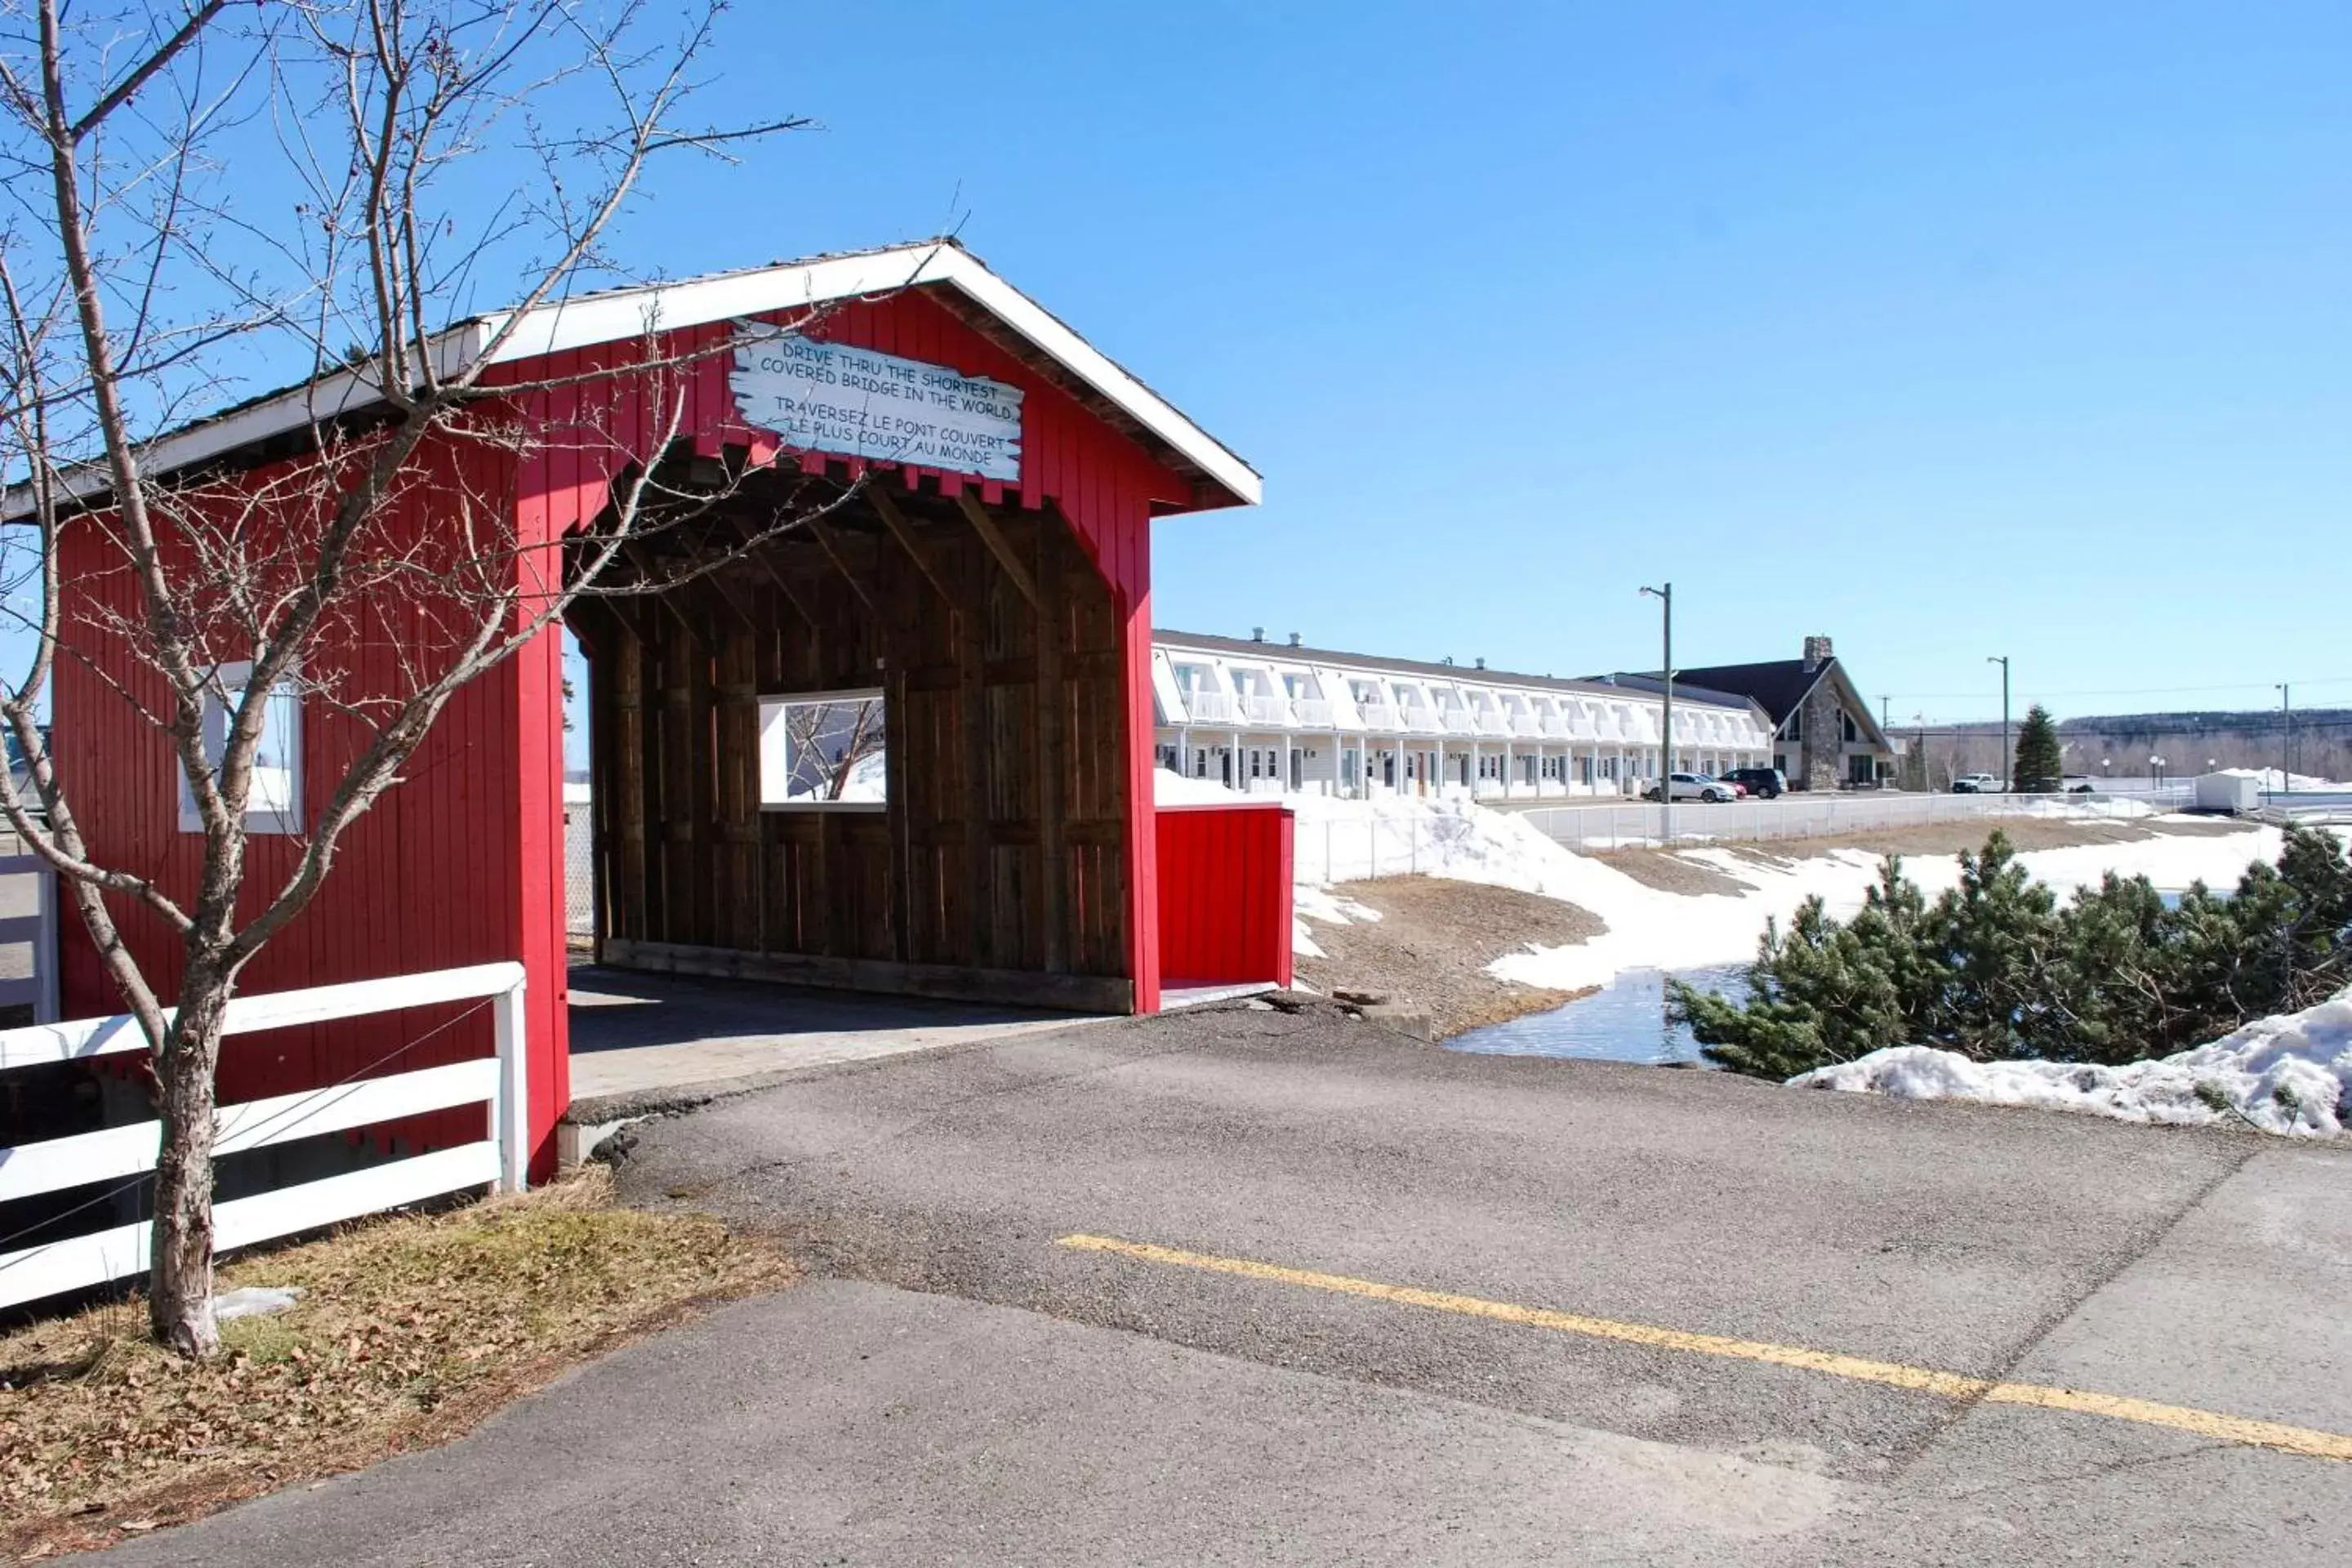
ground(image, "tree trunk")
xmin=148 ymin=980 xmax=230 ymax=1358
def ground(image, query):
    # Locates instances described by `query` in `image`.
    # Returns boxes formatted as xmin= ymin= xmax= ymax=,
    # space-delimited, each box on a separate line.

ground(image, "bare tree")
xmin=0 ymin=0 xmax=826 ymax=1356
xmin=778 ymin=694 xmax=884 ymax=800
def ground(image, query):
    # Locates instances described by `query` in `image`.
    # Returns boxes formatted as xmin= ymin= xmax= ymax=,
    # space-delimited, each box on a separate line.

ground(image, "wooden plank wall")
xmin=580 ymin=490 xmax=1137 ymax=1012
xmin=1155 ymin=804 xmax=1296 ymax=988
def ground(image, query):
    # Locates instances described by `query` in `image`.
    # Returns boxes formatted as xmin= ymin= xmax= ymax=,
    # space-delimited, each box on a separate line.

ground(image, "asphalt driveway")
xmin=97 ymin=998 xmax=2352 ymax=1565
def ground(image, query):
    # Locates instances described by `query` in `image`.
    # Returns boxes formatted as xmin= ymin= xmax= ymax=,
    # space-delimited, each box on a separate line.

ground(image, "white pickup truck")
xmin=1951 ymin=773 xmax=2003 ymax=794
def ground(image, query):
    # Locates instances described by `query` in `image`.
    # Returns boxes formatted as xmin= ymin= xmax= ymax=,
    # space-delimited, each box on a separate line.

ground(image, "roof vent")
xmin=1251 ymin=626 xmax=1266 ymax=643
xmin=1441 ymin=655 xmax=1455 ymax=666
xmin=1475 ymin=657 xmax=1486 ymax=670
xmin=1287 ymin=631 xmax=1302 ymax=647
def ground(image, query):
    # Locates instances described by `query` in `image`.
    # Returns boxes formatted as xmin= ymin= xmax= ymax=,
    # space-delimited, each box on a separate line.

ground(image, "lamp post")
xmin=2277 ymin=683 xmax=2292 ymax=797
xmin=1987 ymin=656 xmax=2011 ymax=791
xmin=1641 ymin=582 xmax=1673 ymax=844
xmin=2151 ymin=754 xmax=2165 ymax=788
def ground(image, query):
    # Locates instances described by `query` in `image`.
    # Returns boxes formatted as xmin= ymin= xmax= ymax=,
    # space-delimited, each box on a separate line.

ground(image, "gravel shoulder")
xmin=1294 ymin=875 xmax=1601 ymax=1036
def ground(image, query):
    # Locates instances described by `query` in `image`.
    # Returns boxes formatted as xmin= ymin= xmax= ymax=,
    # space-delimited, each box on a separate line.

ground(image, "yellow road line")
xmin=1055 ymin=1233 xmax=2352 ymax=1464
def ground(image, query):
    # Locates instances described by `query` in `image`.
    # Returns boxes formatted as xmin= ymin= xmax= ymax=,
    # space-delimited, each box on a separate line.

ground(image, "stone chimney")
xmin=1802 ymin=635 xmax=1833 ymax=672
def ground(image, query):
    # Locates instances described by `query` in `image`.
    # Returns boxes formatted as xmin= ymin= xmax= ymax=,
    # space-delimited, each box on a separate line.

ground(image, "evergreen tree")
xmin=1680 ymin=826 xmax=2352 ymax=1080
xmin=2012 ymin=704 xmax=2063 ymax=792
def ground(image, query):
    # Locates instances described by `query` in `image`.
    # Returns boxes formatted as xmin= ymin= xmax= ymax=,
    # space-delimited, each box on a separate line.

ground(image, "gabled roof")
xmin=1155 ymin=628 xmax=1766 ymax=714
xmin=1566 ymin=670 xmax=1780 ymax=715
xmin=18 ymin=238 xmax=1260 ymax=516
xmin=1632 ymin=660 xmax=1826 ymax=726
xmin=1646 ymin=657 xmax=1895 ymax=750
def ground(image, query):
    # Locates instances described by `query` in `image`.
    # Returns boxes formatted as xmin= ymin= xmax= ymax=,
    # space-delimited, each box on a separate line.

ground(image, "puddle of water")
xmin=1447 ymin=964 xmax=1749 ymax=1067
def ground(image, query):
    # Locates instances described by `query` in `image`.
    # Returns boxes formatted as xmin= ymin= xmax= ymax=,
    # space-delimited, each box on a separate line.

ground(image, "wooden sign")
xmin=729 ymin=324 xmax=1024 ymax=480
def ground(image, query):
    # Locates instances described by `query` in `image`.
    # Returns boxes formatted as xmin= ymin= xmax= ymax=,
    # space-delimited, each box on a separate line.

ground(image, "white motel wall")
xmin=1151 ymin=631 xmax=1775 ymax=803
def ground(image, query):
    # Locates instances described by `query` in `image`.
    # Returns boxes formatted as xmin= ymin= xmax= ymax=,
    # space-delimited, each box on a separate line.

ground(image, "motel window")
xmin=180 ymin=661 xmax=302 ymax=835
xmin=759 ymin=689 xmax=887 ymax=808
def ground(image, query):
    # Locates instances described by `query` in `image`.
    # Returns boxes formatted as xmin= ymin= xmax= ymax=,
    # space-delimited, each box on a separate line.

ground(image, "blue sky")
xmin=72 ymin=2 xmax=2352 ymax=731
xmin=617 ymin=1 xmax=2350 ymax=725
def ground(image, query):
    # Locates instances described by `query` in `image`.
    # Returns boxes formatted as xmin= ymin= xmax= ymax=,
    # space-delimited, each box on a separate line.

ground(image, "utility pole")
xmin=2277 ymin=683 xmax=2292 ymax=797
xmin=1641 ymin=582 xmax=1673 ymax=843
xmin=1987 ymin=655 xmax=2011 ymax=791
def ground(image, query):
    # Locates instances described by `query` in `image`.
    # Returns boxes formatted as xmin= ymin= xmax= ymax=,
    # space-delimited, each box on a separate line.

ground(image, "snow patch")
xmin=2215 ymin=766 xmax=2347 ymax=792
xmin=1492 ymin=826 xmax=2286 ymax=995
xmin=1790 ymin=988 xmax=2352 ymax=1138
xmin=1146 ymin=768 xmax=2285 ymax=992
xmin=214 ymin=1285 xmax=305 ymax=1321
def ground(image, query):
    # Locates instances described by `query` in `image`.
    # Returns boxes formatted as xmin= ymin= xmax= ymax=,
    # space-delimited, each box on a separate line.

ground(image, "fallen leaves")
xmin=1 ymin=1168 xmax=790 ymax=1559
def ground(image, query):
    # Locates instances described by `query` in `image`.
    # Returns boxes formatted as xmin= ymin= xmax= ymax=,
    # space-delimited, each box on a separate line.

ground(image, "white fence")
xmin=0 ymin=962 xmax=527 ymax=1312
xmin=0 ymin=851 xmax=58 ymax=1022
xmin=1520 ymin=787 xmax=2194 ymax=851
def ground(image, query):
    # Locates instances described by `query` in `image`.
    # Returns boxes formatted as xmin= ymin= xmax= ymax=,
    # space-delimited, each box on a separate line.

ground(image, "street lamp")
xmin=2277 ymin=683 xmax=2292 ymax=797
xmin=2150 ymin=754 xmax=2165 ymax=788
xmin=1640 ymin=582 xmax=1673 ymax=844
xmin=1987 ymin=656 xmax=2011 ymax=790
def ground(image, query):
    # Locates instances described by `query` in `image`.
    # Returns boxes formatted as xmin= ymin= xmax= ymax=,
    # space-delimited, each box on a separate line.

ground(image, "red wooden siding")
xmin=53 ymin=279 xmax=1210 ymax=1178
xmin=55 ymin=435 xmax=544 ymax=1166
xmin=1154 ymin=804 xmax=1294 ymax=989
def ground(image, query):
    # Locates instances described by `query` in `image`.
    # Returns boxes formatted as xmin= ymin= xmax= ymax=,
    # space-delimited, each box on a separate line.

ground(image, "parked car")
xmin=1643 ymin=771 xmax=1736 ymax=804
xmin=1951 ymin=773 xmax=2002 ymax=794
xmin=1721 ymin=766 xmax=1786 ymax=800
xmin=2062 ymin=775 xmax=2096 ymax=794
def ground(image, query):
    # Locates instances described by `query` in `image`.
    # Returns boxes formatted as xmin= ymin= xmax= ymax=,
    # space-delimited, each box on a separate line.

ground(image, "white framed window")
xmin=179 ymin=662 xmax=301 ymax=835
xmin=759 ymin=688 xmax=887 ymax=809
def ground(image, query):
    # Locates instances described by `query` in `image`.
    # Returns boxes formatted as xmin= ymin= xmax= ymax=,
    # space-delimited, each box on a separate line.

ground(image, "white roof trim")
xmin=27 ymin=242 xmax=1260 ymax=514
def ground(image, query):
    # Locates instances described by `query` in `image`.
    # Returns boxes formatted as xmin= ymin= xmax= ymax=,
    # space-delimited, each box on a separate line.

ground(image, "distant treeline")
xmin=1897 ymin=708 xmax=2351 ymax=787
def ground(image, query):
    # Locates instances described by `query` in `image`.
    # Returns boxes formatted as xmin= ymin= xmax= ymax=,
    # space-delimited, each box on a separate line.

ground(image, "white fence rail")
xmin=0 ymin=961 xmax=527 ymax=1312
xmin=0 ymin=852 xmax=58 ymax=1022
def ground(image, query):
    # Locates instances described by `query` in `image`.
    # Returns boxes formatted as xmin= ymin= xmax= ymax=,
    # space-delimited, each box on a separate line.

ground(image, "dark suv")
xmin=1721 ymin=766 xmax=1787 ymax=800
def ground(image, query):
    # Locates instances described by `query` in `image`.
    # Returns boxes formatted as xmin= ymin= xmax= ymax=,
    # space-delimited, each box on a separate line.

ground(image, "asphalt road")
xmin=102 ymin=1000 xmax=2352 ymax=1565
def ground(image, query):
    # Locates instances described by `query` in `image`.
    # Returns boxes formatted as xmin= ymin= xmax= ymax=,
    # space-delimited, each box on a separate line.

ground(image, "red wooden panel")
xmin=1153 ymin=804 xmax=1293 ymax=988
xmin=51 ymin=280 xmax=1223 ymax=1182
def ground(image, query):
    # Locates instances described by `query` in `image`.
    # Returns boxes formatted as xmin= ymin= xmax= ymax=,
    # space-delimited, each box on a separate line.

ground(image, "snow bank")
xmin=1790 ymin=988 xmax=2352 ymax=1138
xmin=2216 ymin=766 xmax=2346 ymax=792
xmin=1489 ymin=824 xmax=2284 ymax=995
xmin=1147 ymin=770 xmax=2285 ymax=993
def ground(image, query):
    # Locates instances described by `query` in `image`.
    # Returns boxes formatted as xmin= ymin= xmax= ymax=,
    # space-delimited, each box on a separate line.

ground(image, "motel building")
xmin=1151 ymin=630 xmax=1776 ymax=800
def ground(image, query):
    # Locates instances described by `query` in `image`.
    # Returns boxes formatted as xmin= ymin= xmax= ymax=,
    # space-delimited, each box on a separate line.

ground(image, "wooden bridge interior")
xmin=563 ymin=454 xmax=1140 ymax=1013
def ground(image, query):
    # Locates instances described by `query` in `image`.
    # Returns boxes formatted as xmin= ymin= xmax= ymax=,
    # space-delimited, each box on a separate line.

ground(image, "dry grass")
xmin=1719 ymin=813 xmax=2261 ymax=862
xmin=1591 ymin=847 xmax=1753 ymax=896
xmin=1296 ymin=875 xmax=1604 ymax=1039
xmin=0 ymin=1169 xmax=791 ymax=1560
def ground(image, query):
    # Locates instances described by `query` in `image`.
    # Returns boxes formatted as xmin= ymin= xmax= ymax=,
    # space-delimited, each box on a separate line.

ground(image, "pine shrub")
xmin=1673 ymin=826 xmax=2352 ymax=1080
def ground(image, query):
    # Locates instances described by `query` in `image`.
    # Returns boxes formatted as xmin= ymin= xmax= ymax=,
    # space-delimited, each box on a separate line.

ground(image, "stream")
xmin=1446 ymin=964 xmax=1749 ymax=1066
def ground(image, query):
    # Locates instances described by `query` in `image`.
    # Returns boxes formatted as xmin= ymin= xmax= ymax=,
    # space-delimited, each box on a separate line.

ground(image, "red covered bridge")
xmin=50 ymin=241 xmax=1286 ymax=1174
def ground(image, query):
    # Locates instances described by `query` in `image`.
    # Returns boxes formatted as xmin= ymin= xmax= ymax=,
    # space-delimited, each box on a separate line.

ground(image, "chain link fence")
xmin=564 ymin=801 xmax=595 ymax=939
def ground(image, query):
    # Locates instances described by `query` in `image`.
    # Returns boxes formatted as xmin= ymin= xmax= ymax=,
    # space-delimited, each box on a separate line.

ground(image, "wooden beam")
xmin=807 ymin=517 xmax=877 ymax=612
xmin=953 ymin=491 xmax=1040 ymax=611
xmin=1036 ymin=514 xmax=1068 ymax=973
xmin=742 ymin=535 xmax=827 ymax=629
xmin=697 ymin=561 xmax=762 ymax=635
xmin=960 ymin=550 xmax=992 ymax=966
xmin=867 ymin=485 xmax=965 ymax=615
xmin=617 ymin=542 xmax=704 ymax=644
